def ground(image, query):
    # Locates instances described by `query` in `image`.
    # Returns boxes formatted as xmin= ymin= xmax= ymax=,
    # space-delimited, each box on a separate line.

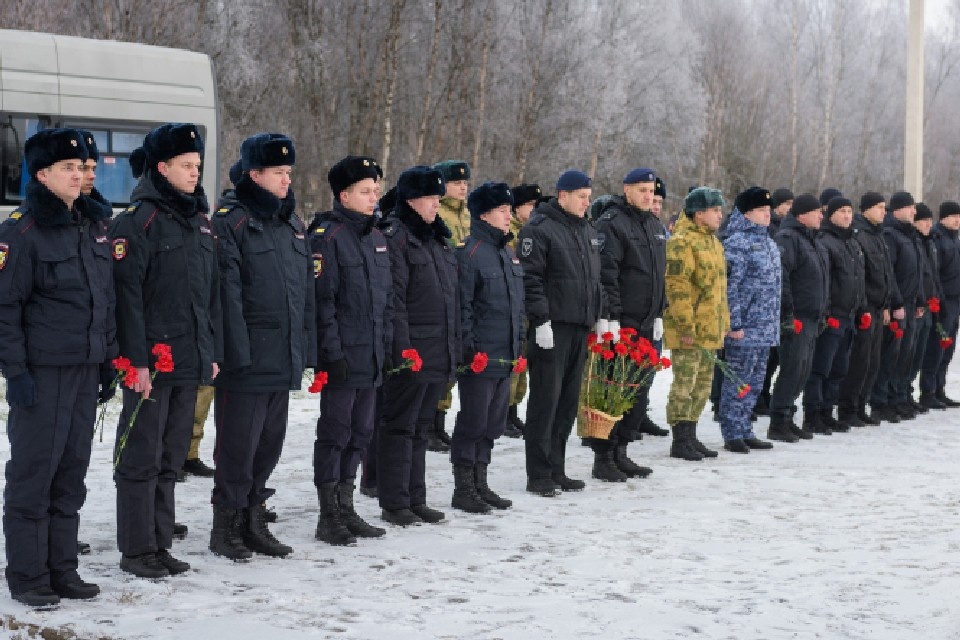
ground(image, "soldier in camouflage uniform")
xmin=430 ymin=160 xmax=471 ymax=452
xmin=664 ymin=187 xmax=729 ymax=461
xmin=720 ymin=188 xmax=780 ymax=453
xmin=504 ymin=183 xmax=541 ymax=437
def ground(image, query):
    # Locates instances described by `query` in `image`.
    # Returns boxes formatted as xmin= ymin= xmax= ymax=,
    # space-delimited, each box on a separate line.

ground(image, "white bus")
xmin=0 ymin=29 xmax=219 ymax=217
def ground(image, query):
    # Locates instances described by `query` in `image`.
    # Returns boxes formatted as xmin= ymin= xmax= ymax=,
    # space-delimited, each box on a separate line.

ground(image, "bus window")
xmin=0 ymin=116 xmax=43 ymax=205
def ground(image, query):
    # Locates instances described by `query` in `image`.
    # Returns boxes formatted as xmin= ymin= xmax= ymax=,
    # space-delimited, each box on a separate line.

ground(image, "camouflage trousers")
xmin=190 ymin=384 xmax=215 ymax=459
xmin=718 ymin=345 xmax=768 ymax=442
xmin=666 ymin=347 xmax=714 ymax=425
xmin=437 ymin=381 xmax=457 ymax=412
xmin=509 ymin=369 xmax=528 ymax=405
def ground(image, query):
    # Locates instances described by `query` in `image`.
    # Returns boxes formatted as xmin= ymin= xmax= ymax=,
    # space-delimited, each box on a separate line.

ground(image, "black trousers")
xmin=377 ymin=378 xmax=445 ymax=510
xmin=3 ymin=364 xmax=97 ymax=594
xmin=803 ymin=317 xmax=855 ymax=411
xmin=314 ymin=386 xmax=376 ymax=486
xmin=115 ymin=384 xmax=196 ymax=556
xmin=872 ymin=308 xmax=917 ymax=406
xmin=907 ymin=313 xmax=932 ymax=396
xmin=769 ymin=320 xmax=818 ymax=420
xmin=838 ymin=311 xmax=883 ymax=414
xmin=450 ymin=375 xmax=509 ymax=466
xmin=921 ymin=297 xmax=960 ymax=394
xmin=760 ymin=347 xmax=780 ymax=405
xmin=360 ymin=387 xmax=384 ymax=490
xmin=524 ymin=322 xmax=589 ymax=480
xmin=211 ymin=389 xmax=289 ymax=509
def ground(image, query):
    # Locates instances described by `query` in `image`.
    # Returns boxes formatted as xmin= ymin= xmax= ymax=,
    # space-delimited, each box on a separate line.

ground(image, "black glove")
xmin=98 ymin=366 xmax=117 ymax=404
xmin=323 ymin=359 xmax=349 ymax=384
xmin=5 ymin=372 xmax=37 ymax=408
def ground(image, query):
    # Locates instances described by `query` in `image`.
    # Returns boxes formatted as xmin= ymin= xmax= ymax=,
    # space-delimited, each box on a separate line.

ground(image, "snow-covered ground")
xmin=2 ymin=365 xmax=960 ymax=640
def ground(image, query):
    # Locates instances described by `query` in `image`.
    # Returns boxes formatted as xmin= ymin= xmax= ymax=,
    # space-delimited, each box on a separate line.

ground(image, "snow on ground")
xmin=2 ymin=365 xmax=960 ymax=640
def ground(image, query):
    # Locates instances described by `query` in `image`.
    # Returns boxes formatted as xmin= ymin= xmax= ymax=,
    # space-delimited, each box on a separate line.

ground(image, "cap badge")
xmin=70 ymin=139 xmax=78 ymax=147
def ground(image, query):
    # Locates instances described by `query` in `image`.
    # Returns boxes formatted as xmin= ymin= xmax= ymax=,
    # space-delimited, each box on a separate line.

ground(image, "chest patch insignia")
xmin=375 ymin=245 xmax=388 ymax=253
xmin=0 ymin=243 xmax=8 ymax=271
xmin=512 ymin=257 xmax=521 ymax=265
xmin=199 ymin=225 xmax=212 ymax=235
xmin=295 ymin=232 xmax=305 ymax=240
xmin=520 ymin=237 xmax=533 ymax=257
xmin=112 ymin=238 xmax=128 ymax=261
xmin=95 ymin=235 xmax=108 ymax=244
xmin=313 ymin=253 xmax=323 ymax=278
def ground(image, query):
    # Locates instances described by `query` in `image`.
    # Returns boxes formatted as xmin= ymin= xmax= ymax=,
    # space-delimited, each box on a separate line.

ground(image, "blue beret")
xmin=623 ymin=168 xmax=656 ymax=185
xmin=556 ymin=170 xmax=591 ymax=192
xmin=24 ymin=128 xmax=88 ymax=178
xmin=468 ymin=182 xmax=514 ymax=219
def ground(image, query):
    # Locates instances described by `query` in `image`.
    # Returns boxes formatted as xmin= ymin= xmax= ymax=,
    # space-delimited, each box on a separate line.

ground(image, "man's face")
xmin=445 ymin=179 xmax=468 ymax=202
xmin=250 ymin=165 xmax=292 ymax=199
xmin=558 ymin=188 xmax=592 ymax=217
xmin=863 ymin=203 xmax=886 ymax=225
xmin=481 ymin=204 xmax=513 ymax=233
xmin=36 ymin=159 xmax=83 ymax=206
xmin=158 ymin=152 xmax=201 ymax=194
xmin=829 ymin=205 xmax=854 ymax=229
xmin=80 ymin=159 xmax=97 ymax=195
xmin=744 ymin=205 xmax=771 ymax=227
xmin=652 ymin=195 xmax=663 ymax=217
xmin=797 ymin=209 xmax=823 ymax=230
xmin=892 ymin=205 xmax=916 ymax=223
xmin=624 ymin=181 xmax=655 ymax=211
xmin=514 ymin=201 xmax=535 ymax=224
xmin=695 ymin=206 xmax=724 ymax=232
xmin=407 ymin=195 xmax=441 ymax=223
xmin=340 ymin=178 xmax=378 ymax=216
xmin=914 ymin=218 xmax=933 ymax=236
xmin=941 ymin=215 xmax=960 ymax=231
xmin=774 ymin=201 xmax=792 ymax=217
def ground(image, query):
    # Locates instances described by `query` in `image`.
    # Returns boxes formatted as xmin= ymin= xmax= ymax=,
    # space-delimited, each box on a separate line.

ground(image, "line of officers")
xmin=3 ymin=124 xmax=661 ymax=609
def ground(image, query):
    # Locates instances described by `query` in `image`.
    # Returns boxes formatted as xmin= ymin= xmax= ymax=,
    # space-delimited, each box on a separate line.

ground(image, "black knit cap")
xmin=826 ymin=196 xmax=853 ymax=218
xmin=890 ymin=191 xmax=915 ymax=211
xmin=24 ymin=128 xmax=88 ymax=178
xmin=939 ymin=201 xmax=960 ymax=218
xmin=859 ymin=192 xmax=885 ymax=212
xmin=791 ymin=193 xmax=821 ymax=216
xmin=771 ymin=188 xmax=794 ymax=209
xmin=914 ymin=202 xmax=934 ymax=221
xmin=819 ymin=188 xmax=842 ymax=207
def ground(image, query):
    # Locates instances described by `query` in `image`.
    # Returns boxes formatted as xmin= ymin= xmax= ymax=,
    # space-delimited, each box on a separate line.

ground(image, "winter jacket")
xmin=517 ymin=198 xmax=604 ymax=329
xmin=775 ymin=214 xmax=829 ymax=323
xmin=109 ymin=170 xmax=222 ymax=387
xmin=438 ymin=196 xmax=470 ymax=247
xmin=722 ymin=209 xmax=781 ymax=347
xmin=0 ymin=181 xmax=117 ymax=379
xmin=381 ymin=202 xmax=460 ymax=384
xmin=310 ymin=202 xmax=393 ymax=389
xmin=457 ymin=219 xmax=525 ymax=378
xmin=595 ymin=195 xmax=667 ymax=333
xmin=931 ymin=223 xmax=960 ymax=300
xmin=851 ymin=214 xmax=896 ymax=312
xmin=883 ymin=214 xmax=925 ymax=310
xmin=919 ymin=232 xmax=942 ymax=305
xmin=663 ymin=215 xmax=730 ymax=350
xmin=818 ymin=218 xmax=866 ymax=320
xmin=211 ymin=178 xmax=316 ymax=392
xmin=768 ymin=213 xmax=784 ymax=238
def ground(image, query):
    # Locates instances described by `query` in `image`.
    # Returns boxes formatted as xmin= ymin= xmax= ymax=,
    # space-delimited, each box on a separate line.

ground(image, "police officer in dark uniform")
xmin=450 ymin=182 xmax=524 ymax=513
xmin=378 ymin=166 xmax=459 ymax=526
xmin=518 ymin=170 xmax=604 ymax=496
xmin=920 ymin=201 xmax=960 ymax=408
xmin=1 ymin=129 xmax=116 ymax=606
xmin=590 ymin=167 xmax=667 ymax=482
xmin=110 ymin=123 xmax=222 ymax=578
xmin=311 ymin=155 xmax=393 ymax=545
xmin=207 ymin=134 xmax=314 ymax=560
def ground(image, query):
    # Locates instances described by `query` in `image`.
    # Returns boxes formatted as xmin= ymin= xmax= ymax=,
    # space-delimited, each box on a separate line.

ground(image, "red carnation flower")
xmin=614 ymin=343 xmax=629 ymax=356
xmin=512 ymin=357 xmax=527 ymax=374
xmin=826 ymin=317 xmax=840 ymax=329
xmin=122 ymin=367 xmax=139 ymax=388
xmin=112 ymin=356 xmax=132 ymax=372
xmin=590 ymin=343 xmax=604 ymax=354
xmin=889 ymin=321 xmax=900 ymax=332
xmin=858 ymin=313 xmax=872 ymax=330
xmin=601 ymin=349 xmax=615 ymax=361
xmin=894 ymin=329 xmax=904 ymax=339
xmin=587 ymin=333 xmax=598 ymax=346
xmin=737 ymin=384 xmax=751 ymax=399
xmin=928 ymin=297 xmax=941 ymax=313
xmin=308 ymin=371 xmax=329 ymax=393
xmin=793 ymin=319 xmax=803 ymax=334
xmin=940 ymin=337 xmax=954 ymax=349
xmin=601 ymin=331 xmax=615 ymax=343
xmin=470 ymin=352 xmax=489 ymax=374
xmin=660 ymin=356 xmax=671 ymax=368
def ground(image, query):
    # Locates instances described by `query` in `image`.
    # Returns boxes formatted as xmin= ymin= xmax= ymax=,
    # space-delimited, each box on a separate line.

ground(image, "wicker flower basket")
xmin=576 ymin=405 xmax=622 ymax=440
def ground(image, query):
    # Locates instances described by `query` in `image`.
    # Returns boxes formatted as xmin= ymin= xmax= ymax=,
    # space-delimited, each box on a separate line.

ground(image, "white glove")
xmin=594 ymin=318 xmax=609 ymax=337
xmin=653 ymin=317 xmax=664 ymax=341
xmin=608 ymin=320 xmax=621 ymax=343
xmin=535 ymin=321 xmax=555 ymax=349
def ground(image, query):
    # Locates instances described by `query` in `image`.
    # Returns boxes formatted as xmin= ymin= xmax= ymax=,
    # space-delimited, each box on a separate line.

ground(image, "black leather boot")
xmin=689 ymin=423 xmax=718 ymax=458
xmin=209 ymin=505 xmax=252 ymax=561
xmin=245 ymin=502 xmax=293 ymax=557
xmin=475 ymin=463 xmax=512 ymax=509
xmin=338 ymin=481 xmax=385 ymax=538
xmin=427 ymin=411 xmax=451 ymax=452
xmin=670 ymin=422 xmax=703 ymax=461
xmin=613 ymin=443 xmax=652 ymax=478
xmin=767 ymin=415 xmax=800 ymax=443
xmin=315 ymin=482 xmax=356 ymax=546
xmin=591 ymin=448 xmax=628 ymax=482
xmin=451 ymin=465 xmax=492 ymax=513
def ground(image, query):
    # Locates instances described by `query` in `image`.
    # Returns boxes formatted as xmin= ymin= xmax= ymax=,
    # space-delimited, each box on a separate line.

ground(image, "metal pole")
xmin=905 ymin=0 xmax=924 ymax=198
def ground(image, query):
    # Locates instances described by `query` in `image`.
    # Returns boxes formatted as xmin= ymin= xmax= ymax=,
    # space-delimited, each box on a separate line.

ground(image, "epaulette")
xmin=456 ymin=241 xmax=466 ymax=248
xmin=599 ymin=209 xmax=619 ymax=221
xmin=312 ymin=219 xmax=335 ymax=237
xmin=215 ymin=203 xmax=241 ymax=217
xmin=527 ymin=213 xmax=546 ymax=226
xmin=3 ymin=208 xmax=26 ymax=226
xmin=120 ymin=201 xmax=143 ymax=216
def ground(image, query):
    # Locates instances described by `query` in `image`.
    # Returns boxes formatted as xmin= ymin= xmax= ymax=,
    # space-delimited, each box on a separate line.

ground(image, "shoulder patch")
xmin=112 ymin=238 xmax=128 ymax=261
xmin=0 ymin=242 xmax=9 ymax=271
xmin=520 ymin=237 xmax=534 ymax=257
xmin=313 ymin=253 xmax=323 ymax=278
